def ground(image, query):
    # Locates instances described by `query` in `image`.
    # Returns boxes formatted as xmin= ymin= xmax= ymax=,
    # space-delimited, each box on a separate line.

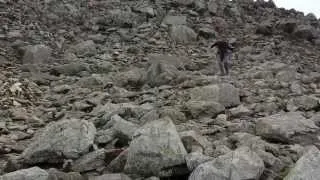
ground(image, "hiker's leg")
xmin=219 ymin=61 xmax=225 ymax=75
xmin=224 ymin=50 xmax=232 ymax=75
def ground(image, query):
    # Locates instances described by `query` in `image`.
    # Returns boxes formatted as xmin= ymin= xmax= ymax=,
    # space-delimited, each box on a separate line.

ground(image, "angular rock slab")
xmin=284 ymin=146 xmax=320 ymax=180
xmin=0 ymin=167 xmax=49 ymax=180
xmin=124 ymin=117 xmax=187 ymax=177
xmin=189 ymin=147 xmax=265 ymax=180
xmin=189 ymin=83 xmax=240 ymax=108
xmin=256 ymin=112 xmax=318 ymax=143
xmin=21 ymin=119 xmax=96 ymax=164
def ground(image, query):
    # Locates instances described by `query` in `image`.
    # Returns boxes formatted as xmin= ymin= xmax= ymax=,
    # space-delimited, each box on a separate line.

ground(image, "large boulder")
xmin=284 ymin=146 xmax=320 ymax=180
xmin=189 ymin=146 xmax=265 ymax=180
xmin=256 ymin=112 xmax=319 ymax=143
xmin=124 ymin=117 xmax=187 ymax=177
xmin=20 ymin=44 xmax=52 ymax=64
xmin=188 ymin=83 xmax=240 ymax=108
xmin=0 ymin=167 xmax=49 ymax=180
xmin=21 ymin=119 xmax=96 ymax=164
xmin=169 ymin=25 xmax=197 ymax=44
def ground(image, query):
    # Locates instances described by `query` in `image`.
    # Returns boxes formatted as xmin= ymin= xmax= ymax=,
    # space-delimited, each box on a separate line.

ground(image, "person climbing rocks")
xmin=211 ymin=40 xmax=235 ymax=76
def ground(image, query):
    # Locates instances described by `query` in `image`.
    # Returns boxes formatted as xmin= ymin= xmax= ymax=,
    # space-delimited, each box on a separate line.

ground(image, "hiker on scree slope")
xmin=211 ymin=40 xmax=235 ymax=76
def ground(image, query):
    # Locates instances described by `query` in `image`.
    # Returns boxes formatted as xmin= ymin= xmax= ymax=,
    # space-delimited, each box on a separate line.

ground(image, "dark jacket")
xmin=211 ymin=41 xmax=234 ymax=61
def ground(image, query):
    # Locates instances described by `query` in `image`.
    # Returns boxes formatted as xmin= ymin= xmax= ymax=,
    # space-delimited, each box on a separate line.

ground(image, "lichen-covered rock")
xmin=21 ymin=119 xmax=96 ymax=164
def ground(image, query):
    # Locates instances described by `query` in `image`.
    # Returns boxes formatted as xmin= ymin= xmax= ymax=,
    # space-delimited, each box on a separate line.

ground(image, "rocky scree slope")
xmin=0 ymin=0 xmax=320 ymax=180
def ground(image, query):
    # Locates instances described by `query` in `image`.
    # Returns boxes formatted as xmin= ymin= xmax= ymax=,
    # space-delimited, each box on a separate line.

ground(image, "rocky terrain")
xmin=0 ymin=0 xmax=320 ymax=179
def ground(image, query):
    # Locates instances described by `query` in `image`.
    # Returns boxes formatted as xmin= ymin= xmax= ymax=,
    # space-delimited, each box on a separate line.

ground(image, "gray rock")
xmin=207 ymin=0 xmax=218 ymax=14
xmin=189 ymin=84 xmax=240 ymax=108
xmin=179 ymin=130 xmax=213 ymax=154
xmin=256 ymin=20 xmax=273 ymax=36
xmin=69 ymin=40 xmax=97 ymax=57
xmin=293 ymin=25 xmax=317 ymax=41
xmin=21 ymin=44 xmax=51 ymax=64
xmin=113 ymin=68 xmax=145 ymax=87
xmin=90 ymin=61 xmax=114 ymax=74
xmin=290 ymin=95 xmax=319 ymax=111
xmin=185 ymin=152 xmax=213 ymax=171
xmin=229 ymin=133 xmax=281 ymax=169
xmin=159 ymin=107 xmax=187 ymax=124
xmin=184 ymin=100 xmax=225 ymax=119
xmin=124 ymin=117 xmax=187 ymax=177
xmin=146 ymin=58 xmax=180 ymax=87
xmin=290 ymin=81 xmax=303 ymax=95
xmin=256 ymin=112 xmax=318 ymax=143
xmin=103 ymin=10 xmax=144 ymax=28
xmin=229 ymin=105 xmax=252 ymax=118
xmin=140 ymin=107 xmax=187 ymax=125
xmin=198 ymin=27 xmax=217 ymax=39
xmin=106 ymin=115 xmax=139 ymax=141
xmin=174 ymin=0 xmax=206 ymax=12
xmin=276 ymin=69 xmax=297 ymax=82
xmin=50 ymin=62 xmax=89 ymax=76
xmin=92 ymin=102 xmax=153 ymax=127
xmin=189 ymin=146 xmax=264 ymax=180
xmin=71 ymin=149 xmax=106 ymax=172
xmin=133 ymin=4 xmax=155 ymax=17
xmin=88 ymin=173 xmax=132 ymax=180
xmin=106 ymin=149 xmax=128 ymax=173
xmin=311 ymin=114 xmax=320 ymax=126
xmin=95 ymin=129 xmax=116 ymax=144
xmin=277 ymin=19 xmax=297 ymax=34
xmin=0 ymin=167 xmax=49 ymax=180
xmin=52 ymin=85 xmax=72 ymax=94
xmin=144 ymin=177 xmax=160 ymax=180
xmin=21 ymin=119 xmax=96 ymax=164
xmin=169 ymin=25 xmax=197 ymax=44
xmin=47 ymin=168 xmax=85 ymax=180
xmin=284 ymin=146 xmax=320 ymax=180
xmin=162 ymin=16 xmax=187 ymax=26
